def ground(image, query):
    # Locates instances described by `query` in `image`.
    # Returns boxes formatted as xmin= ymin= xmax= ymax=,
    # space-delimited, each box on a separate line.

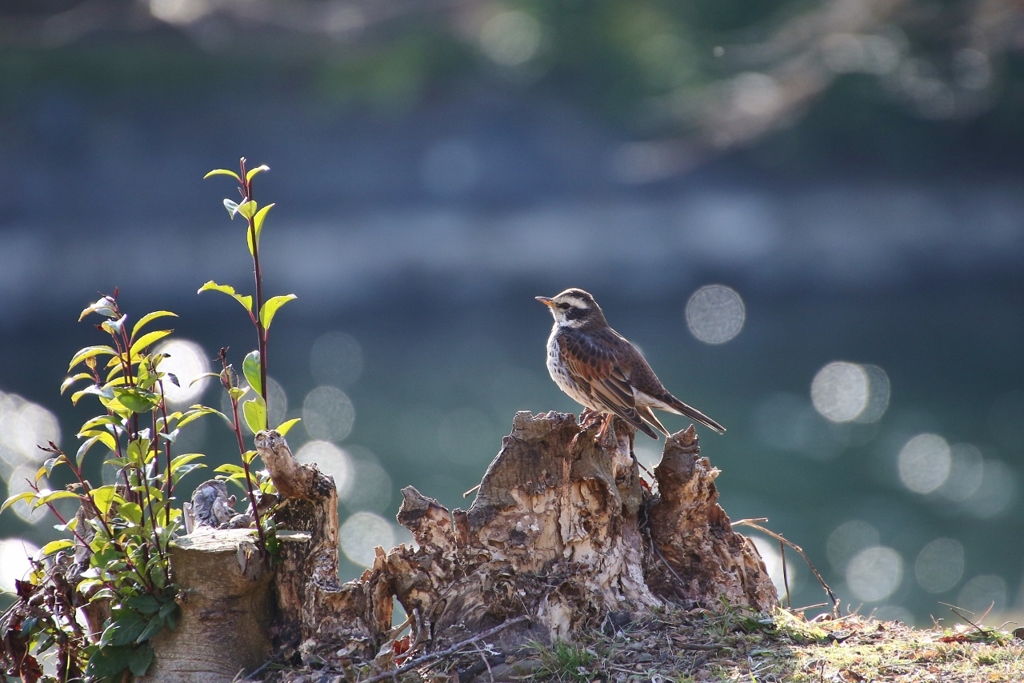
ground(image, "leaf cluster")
xmin=0 ymin=294 xmax=214 ymax=681
xmin=0 ymin=159 xmax=300 ymax=682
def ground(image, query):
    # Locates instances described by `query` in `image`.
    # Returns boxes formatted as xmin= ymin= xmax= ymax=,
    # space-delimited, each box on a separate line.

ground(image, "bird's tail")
xmin=666 ymin=396 xmax=726 ymax=434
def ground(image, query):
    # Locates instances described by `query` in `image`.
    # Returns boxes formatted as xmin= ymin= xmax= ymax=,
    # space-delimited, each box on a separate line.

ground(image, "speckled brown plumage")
xmin=537 ymin=288 xmax=726 ymax=438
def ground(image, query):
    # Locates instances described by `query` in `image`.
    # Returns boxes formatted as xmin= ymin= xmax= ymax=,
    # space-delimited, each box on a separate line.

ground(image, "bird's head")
xmin=536 ymin=288 xmax=607 ymax=328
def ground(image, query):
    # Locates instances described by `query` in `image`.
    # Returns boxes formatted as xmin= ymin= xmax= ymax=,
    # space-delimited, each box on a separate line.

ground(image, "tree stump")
xmin=162 ymin=410 xmax=777 ymax=678
xmin=141 ymin=528 xmax=272 ymax=683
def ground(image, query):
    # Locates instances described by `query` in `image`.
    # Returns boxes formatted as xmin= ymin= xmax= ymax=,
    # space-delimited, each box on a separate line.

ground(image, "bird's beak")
xmin=535 ymin=296 xmax=555 ymax=307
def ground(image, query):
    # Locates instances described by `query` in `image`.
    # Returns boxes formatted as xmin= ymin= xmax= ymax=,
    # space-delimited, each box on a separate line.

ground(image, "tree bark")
xmin=160 ymin=410 xmax=777 ymax=677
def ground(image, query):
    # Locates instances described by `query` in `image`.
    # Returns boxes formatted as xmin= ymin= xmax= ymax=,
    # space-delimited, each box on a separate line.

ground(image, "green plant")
xmin=531 ymin=640 xmax=598 ymax=682
xmin=0 ymin=158 xmax=298 ymax=682
xmin=0 ymin=293 xmax=214 ymax=680
xmin=201 ymin=158 xmax=300 ymax=547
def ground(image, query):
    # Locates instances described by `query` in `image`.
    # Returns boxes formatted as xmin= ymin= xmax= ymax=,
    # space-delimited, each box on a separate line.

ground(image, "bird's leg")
xmin=572 ymin=409 xmax=604 ymax=447
xmin=593 ymin=413 xmax=614 ymax=445
xmin=578 ymin=408 xmax=602 ymax=429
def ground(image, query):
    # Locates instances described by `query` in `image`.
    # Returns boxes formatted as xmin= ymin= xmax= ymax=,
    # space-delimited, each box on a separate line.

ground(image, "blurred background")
xmin=1 ymin=0 xmax=1022 ymax=627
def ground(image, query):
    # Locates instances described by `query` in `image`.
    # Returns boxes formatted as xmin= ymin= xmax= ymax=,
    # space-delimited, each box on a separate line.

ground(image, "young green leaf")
xmin=38 ymin=539 xmax=75 ymax=557
xmin=197 ymin=281 xmax=253 ymax=314
xmin=113 ymin=387 xmax=160 ymax=414
xmin=203 ymin=168 xmax=241 ymax=181
xmin=259 ymin=294 xmax=297 ymax=332
xmin=131 ymin=310 xmax=178 ymax=342
xmin=169 ymin=453 xmax=205 ymax=472
xmin=71 ymin=384 xmax=115 ymax=407
xmin=118 ymin=502 xmax=143 ymax=525
xmin=275 ymin=417 xmax=302 ymax=436
xmin=34 ymin=490 xmax=81 ymax=509
xmin=180 ymin=404 xmax=231 ymax=429
xmin=101 ymin=314 xmax=127 ymax=337
xmin=245 ymin=164 xmax=270 ymax=182
xmin=236 ymin=199 xmax=259 ymax=220
xmin=129 ymin=329 xmax=173 ymax=357
xmin=1 ymin=491 xmax=37 ymax=514
xmin=79 ymin=296 xmax=117 ymax=321
xmin=242 ymin=350 xmax=262 ymax=395
xmin=214 ymin=463 xmax=246 ymax=476
xmin=68 ymin=345 xmax=117 ymax=371
xmin=79 ymin=414 xmax=122 ymax=432
xmin=89 ymin=485 xmax=124 ymax=516
xmin=223 ymin=198 xmax=240 ymax=218
xmin=61 ymin=372 xmax=94 ymax=395
xmin=242 ymin=396 xmax=267 ymax=433
xmin=247 ymin=203 xmax=274 ymax=256
xmin=77 ymin=429 xmax=118 ymax=454
xmin=76 ymin=434 xmax=108 ymax=467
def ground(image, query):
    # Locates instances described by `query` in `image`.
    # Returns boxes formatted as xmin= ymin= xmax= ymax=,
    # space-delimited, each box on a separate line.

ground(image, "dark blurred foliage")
xmin=2 ymin=0 xmax=1023 ymax=173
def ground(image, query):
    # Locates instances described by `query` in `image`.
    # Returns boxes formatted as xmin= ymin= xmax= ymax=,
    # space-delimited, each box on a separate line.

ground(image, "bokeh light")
xmin=295 ymin=440 xmax=353 ymax=497
xmin=961 ymin=459 xmax=1016 ymax=519
xmin=339 ymin=453 xmax=393 ymax=514
xmin=147 ymin=0 xmax=210 ymax=25
xmin=846 ymin=545 xmax=903 ymax=603
xmin=856 ymin=365 xmax=891 ymax=423
xmin=6 ymin=466 xmax=48 ymax=525
xmin=339 ymin=511 xmax=394 ymax=567
xmin=957 ymin=575 xmax=1007 ymax=619
xmin=309 ymin=331 xmax=364 ymax=389
xmin=0 ymin=538 xmax=40 ymax=593
xmin=897 ymin=433 xmax=951 ymax=494
xmin=754 ymin=392 xmax=846 ymax=460
xmin=302 ymin=386 xmax=355 ymax=442
xmin=936 ymin=443 xmax=984 ymax=502
xmin=0 ymin=391 xmax=61 ymax=483
xmin=685 ymin=284 xmax=745 ymax=344
xmin=811 ymin=361 xmax=869 ymax=423
xmin=827 ymin=520 xmax=880 ymax=574
xmin=155 ymin=339 xmax=211 ymax=406
xmin=914 ymin=538 xmax=964 ymax=594
xmin=479 ymin=11 xmax=542 ymax=67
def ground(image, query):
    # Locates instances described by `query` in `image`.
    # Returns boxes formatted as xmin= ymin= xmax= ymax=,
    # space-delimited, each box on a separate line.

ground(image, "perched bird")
xmin=537 ymin=288 xmax=726 ymax=439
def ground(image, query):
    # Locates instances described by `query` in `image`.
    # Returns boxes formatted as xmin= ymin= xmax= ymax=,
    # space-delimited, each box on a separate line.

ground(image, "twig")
xmin=780 ymin=537 xmax=791 ymax=608
xmin=678 ymin=643 xmax=728 ymax=651
xmin=940 ymin=602 xmax=994 ymax=633
xmin=358 ymin=616 xmax=530 ymax=683
xmin=462 ymin=484 xmax=481 ymax=498
xmin=731 ymin=518 xmax=838 ymax=615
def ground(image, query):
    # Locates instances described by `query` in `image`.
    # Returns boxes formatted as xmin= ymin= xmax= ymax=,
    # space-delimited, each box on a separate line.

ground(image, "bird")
xmin=537 ymin=288 xmax=726 ymax=439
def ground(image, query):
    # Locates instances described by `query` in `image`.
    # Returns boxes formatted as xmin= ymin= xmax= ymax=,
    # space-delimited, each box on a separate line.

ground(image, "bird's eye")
xmin=557 ymin=303 xmax=571 ymax=310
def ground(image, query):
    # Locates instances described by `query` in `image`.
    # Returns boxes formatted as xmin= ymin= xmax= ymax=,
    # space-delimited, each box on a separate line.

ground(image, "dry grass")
xmin=513 ymin=607 xmax=1024 ymax=683
xmin=265 ymin=607 xmax=1024 ymax=682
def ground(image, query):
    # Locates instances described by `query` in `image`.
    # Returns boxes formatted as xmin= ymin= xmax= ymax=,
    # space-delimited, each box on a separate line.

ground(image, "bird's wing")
xmin=559 ymin=330 xmax=660 ymax=438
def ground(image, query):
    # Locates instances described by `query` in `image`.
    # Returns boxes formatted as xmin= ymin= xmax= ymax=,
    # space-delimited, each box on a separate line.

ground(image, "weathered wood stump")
xmin=141 ymin=529 xmax=271 ymax=683
xmin=161 ymin=410 xmax=777 ymax=678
